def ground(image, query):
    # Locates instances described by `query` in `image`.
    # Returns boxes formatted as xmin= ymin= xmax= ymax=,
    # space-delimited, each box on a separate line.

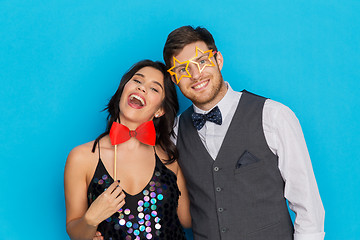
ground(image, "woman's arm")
xmin=64 ymin=145 xmax=125 ymax=240
xmin=154 ymin=145 xmax=191 ymax=228
xmin=176 ymin=164 xmax=192 ymax=228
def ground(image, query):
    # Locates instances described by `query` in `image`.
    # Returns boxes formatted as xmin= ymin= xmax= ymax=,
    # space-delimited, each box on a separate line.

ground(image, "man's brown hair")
xmin=163 ymin=26 xmax=218 ymax=67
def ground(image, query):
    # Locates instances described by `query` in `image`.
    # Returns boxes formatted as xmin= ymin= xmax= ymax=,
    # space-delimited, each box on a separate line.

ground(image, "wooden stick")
xmin=114 ymin=144 xmax=117 ymax=181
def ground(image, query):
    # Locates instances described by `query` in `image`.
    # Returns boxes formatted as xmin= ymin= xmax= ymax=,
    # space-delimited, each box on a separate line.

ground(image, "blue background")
xmin=1 ymin=0 xmax=359 ymax=239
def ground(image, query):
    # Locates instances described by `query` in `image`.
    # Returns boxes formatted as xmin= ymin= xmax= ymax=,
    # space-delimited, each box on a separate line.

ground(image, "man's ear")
xmin=170 ymin=75 xmax=177 ymax=84
xmin=215 ymin=51 xmax=224 ymax=71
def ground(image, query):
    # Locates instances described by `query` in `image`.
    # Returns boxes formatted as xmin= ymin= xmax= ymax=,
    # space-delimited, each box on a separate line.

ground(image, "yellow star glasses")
xmin=167 ymin=47 xmax=217 ymax=84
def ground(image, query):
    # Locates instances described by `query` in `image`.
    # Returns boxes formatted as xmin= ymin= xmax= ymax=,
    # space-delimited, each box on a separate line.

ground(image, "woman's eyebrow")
xmin=134 ymin=73 xmax=164 ymax=90
xmin=134 ymin=73 xmax=145 ymax=78
xmin=152 ymin=80 xmax=164 ymax=90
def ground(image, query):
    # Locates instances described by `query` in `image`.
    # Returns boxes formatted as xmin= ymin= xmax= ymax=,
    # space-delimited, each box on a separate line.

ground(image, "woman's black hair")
xmin=91 ymin=59 xmax=179 ymax=164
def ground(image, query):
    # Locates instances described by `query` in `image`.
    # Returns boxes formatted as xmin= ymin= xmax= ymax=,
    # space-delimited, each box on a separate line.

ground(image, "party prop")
xmin=168 ymin=46 xmax=216 ymax=84
xmin=109 ymin=121 xmax=156 ymax=180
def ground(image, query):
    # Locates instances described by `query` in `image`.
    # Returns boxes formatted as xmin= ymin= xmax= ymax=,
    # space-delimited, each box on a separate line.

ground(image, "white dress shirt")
xmin=174 ymin=83 xmax=325 ymax=240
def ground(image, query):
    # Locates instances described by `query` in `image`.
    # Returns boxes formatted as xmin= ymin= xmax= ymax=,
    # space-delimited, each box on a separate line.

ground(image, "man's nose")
xmin=189 ymin=64 xmax=201 ymax=80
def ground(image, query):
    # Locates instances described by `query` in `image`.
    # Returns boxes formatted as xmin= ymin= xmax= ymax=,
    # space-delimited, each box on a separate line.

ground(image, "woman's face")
xmin=119 ymin=66 xmax=165 ymax=126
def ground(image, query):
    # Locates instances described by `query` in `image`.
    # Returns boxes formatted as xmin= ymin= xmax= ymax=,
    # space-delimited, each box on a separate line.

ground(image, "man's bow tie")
xmin=191 ymin=106 xmax=222 ymax=130
xmin=109 ymin=121 xmax=156 ymax=146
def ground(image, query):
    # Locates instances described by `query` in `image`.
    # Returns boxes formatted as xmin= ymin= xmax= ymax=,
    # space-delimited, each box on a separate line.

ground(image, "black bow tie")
xmin=191 ymin=106 xmax=222 ymax=130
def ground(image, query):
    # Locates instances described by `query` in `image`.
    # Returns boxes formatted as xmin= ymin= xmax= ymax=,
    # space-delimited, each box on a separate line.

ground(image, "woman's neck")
xmin=118 ymin=117 xmax=151 ymax=130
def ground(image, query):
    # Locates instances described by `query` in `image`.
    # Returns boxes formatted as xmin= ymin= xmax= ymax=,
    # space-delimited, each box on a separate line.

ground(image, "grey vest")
xmin=177 ymin=91 xmax=294 ymax=240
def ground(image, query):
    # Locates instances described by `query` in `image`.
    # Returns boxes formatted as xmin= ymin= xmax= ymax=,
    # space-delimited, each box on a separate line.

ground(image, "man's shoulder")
xmin=263 ymin=98 xmax=300 ymax=129
xmin=178 ymin=106 xmax=194 ymax=120
xmin=241 ymin=89 xmax=267 ymax=99
xmin=264 ymin=98 xmax=294 ymax=115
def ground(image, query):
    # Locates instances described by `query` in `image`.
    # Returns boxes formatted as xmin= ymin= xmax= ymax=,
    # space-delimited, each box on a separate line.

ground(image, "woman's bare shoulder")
xmin=67 ymin=141 xmax=97 ymax=166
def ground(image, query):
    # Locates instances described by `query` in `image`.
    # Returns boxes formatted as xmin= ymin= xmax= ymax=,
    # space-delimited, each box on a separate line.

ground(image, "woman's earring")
xmin=155 ymin=114 xmax=159 ymax=118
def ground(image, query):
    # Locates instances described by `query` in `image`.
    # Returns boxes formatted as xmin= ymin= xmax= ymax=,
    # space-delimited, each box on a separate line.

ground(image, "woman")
xmin=65 ymin=60 xmax=191 ymax=240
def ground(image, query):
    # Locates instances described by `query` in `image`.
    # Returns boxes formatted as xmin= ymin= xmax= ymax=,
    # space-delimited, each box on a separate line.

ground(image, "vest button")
xmin=216 ymin=187 xmax=222 ymax=192
xmin=221 ymin=227 xmax=227 ymax=233
xmin=218 ymin=207 xmax=224 ymax=212
xmin=214 ymin=166 xmax=219 ymax=171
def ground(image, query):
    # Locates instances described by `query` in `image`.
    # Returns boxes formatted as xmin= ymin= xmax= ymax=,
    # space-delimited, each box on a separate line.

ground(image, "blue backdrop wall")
xmin=1 ymin=0 xmax=359 ymax=239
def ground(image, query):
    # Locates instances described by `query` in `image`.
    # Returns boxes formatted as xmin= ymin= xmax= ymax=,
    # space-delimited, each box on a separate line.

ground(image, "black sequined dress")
xmin=87 ymin=145 xmax=185 ymax=240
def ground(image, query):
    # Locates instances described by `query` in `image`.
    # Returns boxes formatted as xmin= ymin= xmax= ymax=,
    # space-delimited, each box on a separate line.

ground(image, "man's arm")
xmin=263 ymin=100 xmax=325 ymax=240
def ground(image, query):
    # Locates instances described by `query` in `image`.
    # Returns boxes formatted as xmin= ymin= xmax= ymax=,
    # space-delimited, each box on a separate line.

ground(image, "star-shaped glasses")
xmin=167 ymin=47 xmax=216 ymax=84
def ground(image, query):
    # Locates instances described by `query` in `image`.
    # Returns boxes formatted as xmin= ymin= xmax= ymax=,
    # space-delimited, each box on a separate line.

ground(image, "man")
xmin=163 ymin=26 xmax=324 ymax=240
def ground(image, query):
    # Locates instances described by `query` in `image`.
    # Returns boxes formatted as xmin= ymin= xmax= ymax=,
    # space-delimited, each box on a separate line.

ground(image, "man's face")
xmin=170 ymin=41 xmax=227 ymax=110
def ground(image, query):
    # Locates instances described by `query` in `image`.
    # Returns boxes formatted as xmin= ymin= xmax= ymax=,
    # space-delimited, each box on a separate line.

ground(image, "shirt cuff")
xmin=294 ymin=232 xmax=325 ymax=240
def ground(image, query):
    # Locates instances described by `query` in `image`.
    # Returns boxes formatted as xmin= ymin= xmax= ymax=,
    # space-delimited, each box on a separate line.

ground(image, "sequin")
xmin=157 ymin=194 xmax=164 ymax=200
xmin=87 ymin=154 xmax=185 ymax=239
xmin=119 ymin=219 xmax=126 ymax=226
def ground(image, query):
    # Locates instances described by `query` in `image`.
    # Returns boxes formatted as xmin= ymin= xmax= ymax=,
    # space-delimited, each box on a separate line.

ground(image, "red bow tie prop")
xmin=109 ymin=121 xmax=156 ymax=146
